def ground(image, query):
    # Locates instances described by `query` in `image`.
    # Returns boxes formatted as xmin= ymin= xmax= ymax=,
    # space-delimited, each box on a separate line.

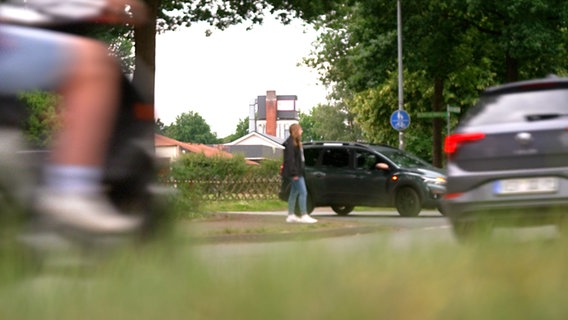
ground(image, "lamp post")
xmin=397 ymin=0 xmax=404 ymax=150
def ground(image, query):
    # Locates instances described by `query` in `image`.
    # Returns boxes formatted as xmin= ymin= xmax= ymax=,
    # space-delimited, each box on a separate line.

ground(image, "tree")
xmin=18 ymin=91 xmax=59 ymax=147
xmin=458 ymin=0 xmax=568 ymax=82
xmin=349 ymin=71 xmax=436 ymax=162
xmin=304 ymin=2 xmax=442 ymax=161
xmin=305 ymin=0 xmax=568 ymax=166
xmin=305 ymin=103 xmax=363 ymax=141
xmin=163 ymin=111 xmax=219 ymax=144
xmin=131 ymin=0 xmax=344 ymax=106
xmin=299 ymin=111 xmax=316 ymax=142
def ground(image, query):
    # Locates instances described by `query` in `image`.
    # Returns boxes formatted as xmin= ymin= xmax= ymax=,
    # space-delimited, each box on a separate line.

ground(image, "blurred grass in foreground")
xmin=1 ymin=230 xmax=568 ymax=320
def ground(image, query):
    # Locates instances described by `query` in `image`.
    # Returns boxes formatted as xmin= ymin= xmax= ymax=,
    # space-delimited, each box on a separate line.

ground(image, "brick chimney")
xmin=265 ymin=90 xmax=277 ymax=136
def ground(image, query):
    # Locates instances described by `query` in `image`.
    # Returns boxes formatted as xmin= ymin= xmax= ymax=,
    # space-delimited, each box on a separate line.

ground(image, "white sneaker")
xmin=286 ymin=215 xmax=301 ymax=223
xmin=299 ymin=214 xmax=317 ymax=224
xmin=35 ymin=190 xmax=143 ymax=235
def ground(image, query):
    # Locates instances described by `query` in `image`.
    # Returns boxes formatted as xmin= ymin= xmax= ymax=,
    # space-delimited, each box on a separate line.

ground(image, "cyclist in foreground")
xmin=0 ymin=0 xmax=148 ymax=236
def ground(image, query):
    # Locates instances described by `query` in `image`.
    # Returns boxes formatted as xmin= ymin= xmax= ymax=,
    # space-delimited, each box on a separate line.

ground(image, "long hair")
xmin=289 ymin=123 xmax=302 ymax=147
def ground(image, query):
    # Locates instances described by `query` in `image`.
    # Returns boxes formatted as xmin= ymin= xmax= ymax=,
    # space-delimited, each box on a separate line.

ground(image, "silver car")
xmin=442 ymin=76 xmax=568 ymax=241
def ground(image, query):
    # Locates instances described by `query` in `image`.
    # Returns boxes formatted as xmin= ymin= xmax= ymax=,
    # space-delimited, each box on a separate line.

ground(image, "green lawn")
xmin=201 ymin=199 xmax=390 ymax=214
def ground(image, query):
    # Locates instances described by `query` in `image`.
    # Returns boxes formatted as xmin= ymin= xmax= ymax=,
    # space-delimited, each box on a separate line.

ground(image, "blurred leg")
xmin=50 ymin=36 xmax=120 ymax=167
xmin=39 ymin=37 xmax=142 ymax=234
xmin=0 ymin=25 xmax=141 ymax=234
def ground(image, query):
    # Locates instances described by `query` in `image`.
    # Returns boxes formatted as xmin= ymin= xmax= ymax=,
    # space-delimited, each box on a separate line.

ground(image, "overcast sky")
xmin=154 ymin=16 xmax=329 ymax=138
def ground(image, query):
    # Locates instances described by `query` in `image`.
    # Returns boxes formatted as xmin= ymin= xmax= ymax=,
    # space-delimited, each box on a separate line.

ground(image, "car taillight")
xmin=443 ymin=192 xmax=463 ymax=200
xmin=444 ymin=132 xmax=485 ymax=155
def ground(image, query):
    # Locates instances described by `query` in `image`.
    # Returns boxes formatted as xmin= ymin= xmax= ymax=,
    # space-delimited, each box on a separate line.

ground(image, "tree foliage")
xmin=18 ymin=91 xmax=60 ymax=148
xmin=298 ymin=111 xmax=317 ymax=142
xmin=349 ymin=70 xmax=435 ymax=162
xmin=129 ymin=0 xmax=345 ymax=106
xmin=300 ymin=103 xmax=362 ymax=142
xmin=304 ymin=0 xmax=568 ymax=166
xmin=163 ymin=111 xmax=219 ymax=143
xmin=156 ymin=0 xmax=340 ymax=32
xmin=29 ymin=0 xmax=568 ymax=168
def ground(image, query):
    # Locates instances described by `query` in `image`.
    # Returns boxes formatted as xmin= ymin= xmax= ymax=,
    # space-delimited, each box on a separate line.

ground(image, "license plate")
xmin=494 ymin=177 xmax=559 ymax=195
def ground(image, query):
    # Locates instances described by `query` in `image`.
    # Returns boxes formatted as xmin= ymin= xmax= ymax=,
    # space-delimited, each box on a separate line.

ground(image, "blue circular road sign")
xmin=390 ymin=110 xmax=410 ymax=131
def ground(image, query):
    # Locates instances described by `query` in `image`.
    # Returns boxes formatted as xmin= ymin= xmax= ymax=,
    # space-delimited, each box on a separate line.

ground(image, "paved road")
xmin=190 ymin=208 xmax=458 ymax=264
xmin=227 ymin=207 xmax=450 ymax=233
xmin=191 ymin=208 xmax=560 ymax=264
xmin=311 ymin=208 xmax=448 ymax=229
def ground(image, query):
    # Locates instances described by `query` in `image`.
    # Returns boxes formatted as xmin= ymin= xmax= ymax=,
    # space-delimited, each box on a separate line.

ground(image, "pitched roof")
xmin=225 ymin=131 xmax=285 ymax=147
xmin=255 ymin=131 xmax=286 ymax=145
xmin=155 ymin=134 xmax=257 ymax=164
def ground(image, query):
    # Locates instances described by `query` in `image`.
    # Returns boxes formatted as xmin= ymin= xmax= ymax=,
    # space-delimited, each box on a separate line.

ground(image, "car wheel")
xmin=452 ymin=220 xmax=493 ymax=243
xmin=395 ymin=187 xmax=421 ymax=217
xmin=293 ymin=193 xmax=314 ymax=215
xmin=331 ymin=205 xmax=354 ymax=216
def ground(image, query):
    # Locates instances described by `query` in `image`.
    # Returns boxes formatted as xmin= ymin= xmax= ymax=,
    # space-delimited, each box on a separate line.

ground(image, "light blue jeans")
xmin=288 ymin=176 xmax=307 ymax=215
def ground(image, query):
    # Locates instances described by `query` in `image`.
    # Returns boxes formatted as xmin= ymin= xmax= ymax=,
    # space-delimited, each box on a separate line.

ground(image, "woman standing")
xmin=282 ymin=124 xmax=317 ymax=224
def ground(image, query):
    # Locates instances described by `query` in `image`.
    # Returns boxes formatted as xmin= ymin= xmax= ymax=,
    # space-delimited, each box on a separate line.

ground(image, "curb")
xmin=187 ymin=225 xmax=391 ymax=244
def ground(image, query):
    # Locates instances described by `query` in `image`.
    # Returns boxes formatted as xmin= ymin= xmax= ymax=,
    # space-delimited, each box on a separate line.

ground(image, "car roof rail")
xmin=303 ymin=141 xmax=400 ymax=150
xmin=303 ymin=141 xmax=368 ymax=147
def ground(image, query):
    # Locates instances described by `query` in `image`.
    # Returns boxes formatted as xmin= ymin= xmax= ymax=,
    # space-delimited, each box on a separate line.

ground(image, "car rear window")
xmin=462 ymin=88 xmax=568 ymax=126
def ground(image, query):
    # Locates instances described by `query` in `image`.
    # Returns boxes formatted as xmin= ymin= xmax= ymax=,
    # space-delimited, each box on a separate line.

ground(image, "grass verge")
xmin=2 ymin=232 xmax=568 ymax=319
xmin=202 ymin=199 xmax=287 ymax=213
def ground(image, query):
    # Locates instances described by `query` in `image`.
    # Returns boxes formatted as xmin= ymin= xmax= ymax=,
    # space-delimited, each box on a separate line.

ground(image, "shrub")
xmin=251 ymin=158 xmax=281 ymax=177
xmin=166 ymin=183 xmax=206 ymax=219
xmin=167 ymin=153 xmax=280 ymax=181
xmin=168 ymin=153 xmax=249 ymax=180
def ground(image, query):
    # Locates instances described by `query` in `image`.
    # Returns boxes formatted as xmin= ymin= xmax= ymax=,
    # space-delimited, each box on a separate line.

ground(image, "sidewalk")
xmin=181 ymin=211 xmax=392 ymax=244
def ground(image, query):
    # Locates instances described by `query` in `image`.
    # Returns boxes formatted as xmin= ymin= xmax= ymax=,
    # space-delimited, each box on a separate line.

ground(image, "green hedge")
xmin=167 ymin=153 xmax=280 ymax=180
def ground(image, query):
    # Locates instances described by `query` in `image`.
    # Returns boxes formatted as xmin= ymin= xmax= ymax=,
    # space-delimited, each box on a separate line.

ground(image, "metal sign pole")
xmin=397 ymin=0 xmax=404 ymax=150
xmin=447 ymin=105 xmax=450 ymax=137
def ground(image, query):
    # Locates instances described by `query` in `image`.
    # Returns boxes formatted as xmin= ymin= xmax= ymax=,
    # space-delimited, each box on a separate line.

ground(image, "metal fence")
xmin=166 ymin=175 xmax=282 ymax=201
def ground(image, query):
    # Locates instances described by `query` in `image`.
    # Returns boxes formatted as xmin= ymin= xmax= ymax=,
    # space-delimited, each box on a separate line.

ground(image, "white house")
xmin=224 ymin=131 xmax=285 ymax=162
xmin=225 ymin=90 xmax=298 ymax=162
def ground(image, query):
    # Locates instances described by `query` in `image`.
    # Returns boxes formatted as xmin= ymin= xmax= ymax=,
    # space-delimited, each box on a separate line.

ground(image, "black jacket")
xmin=281 ymin=136 xmax=305 ymax=178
